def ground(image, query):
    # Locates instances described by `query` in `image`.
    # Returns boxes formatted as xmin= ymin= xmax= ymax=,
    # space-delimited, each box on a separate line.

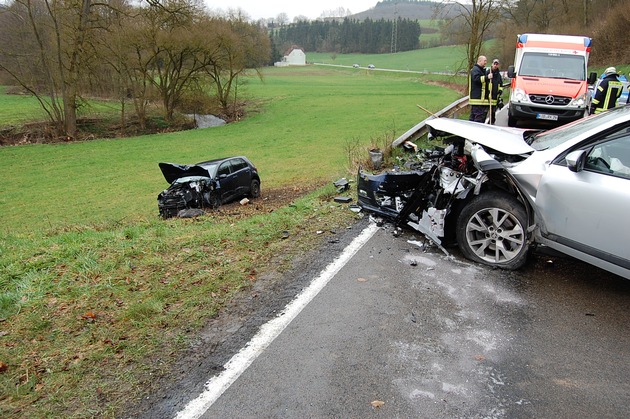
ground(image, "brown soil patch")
xmin=209 ymin=183 xmax=326 ymax=219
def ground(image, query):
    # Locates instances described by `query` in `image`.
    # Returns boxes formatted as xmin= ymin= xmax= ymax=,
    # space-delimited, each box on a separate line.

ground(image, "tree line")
xmin=377 ymin=0 xmax=437 ymax=4
xmin=436 ymin=0 xmax=630 ymax=73
xmin=0 ymin=0 xmax=271 ymax=140
xmin=272 ymin=18 xmax=421 ymax=54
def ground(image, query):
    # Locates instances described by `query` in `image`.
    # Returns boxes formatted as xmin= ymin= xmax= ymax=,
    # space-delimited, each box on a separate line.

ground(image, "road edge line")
xmin=174 ymin=223 xmax=379 ymax=419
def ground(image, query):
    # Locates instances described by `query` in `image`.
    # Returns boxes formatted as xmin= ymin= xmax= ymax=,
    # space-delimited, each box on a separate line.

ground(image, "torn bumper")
xmin=357 ymin=170 xmax=431 ymax=220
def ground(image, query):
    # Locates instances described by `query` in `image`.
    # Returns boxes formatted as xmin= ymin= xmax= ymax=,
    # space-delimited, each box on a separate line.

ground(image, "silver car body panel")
xmin=536 ymin=163 xmax=630 ymax=256
xmin=358 ymin=107 xmax=630 ymax=277
xmin=431 ymin=107 xmax=630 ymax=278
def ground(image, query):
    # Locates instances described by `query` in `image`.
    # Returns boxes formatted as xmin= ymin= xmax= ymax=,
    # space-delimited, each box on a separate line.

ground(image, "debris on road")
xmin=333 ymin=178 xmax=350 ymax=192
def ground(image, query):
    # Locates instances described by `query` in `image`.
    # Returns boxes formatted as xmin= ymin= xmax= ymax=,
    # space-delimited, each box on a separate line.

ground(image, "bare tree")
xmin=276 ymin=12 xmax=288 ymax=26
xmin=319 ymin=7 xmax=351 ymax=18
xmin=200 ymin=16 xmax=271 ymax=117
xmin=97 ymin=0 xmax=154 ymax=130
xmin=0 ymin=0 xmax=111 ymax=138
xmin=135 ymin=0 xmax=208 ymax=121
xmin=293 ymin=15 xmax=309 ymax=23
xmin=436 ymin=0 xmax=503 ymax=74
xmin=590 ymin=1 xmax=630 ymax=65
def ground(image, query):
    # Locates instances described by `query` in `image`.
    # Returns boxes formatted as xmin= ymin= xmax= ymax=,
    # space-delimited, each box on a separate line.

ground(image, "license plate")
xmin=536 ymin=113 xmax=558 ymax=121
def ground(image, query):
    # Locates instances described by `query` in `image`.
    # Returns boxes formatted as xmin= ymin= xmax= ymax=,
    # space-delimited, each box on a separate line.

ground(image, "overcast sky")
xmin=205 ymin=0 xmax=378 ymax=21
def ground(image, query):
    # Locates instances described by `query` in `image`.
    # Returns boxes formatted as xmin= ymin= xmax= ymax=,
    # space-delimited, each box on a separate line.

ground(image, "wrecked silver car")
xmin=158 ymin=156 xmax=260 ymax=218
xmin=358 ymin=106 xmax=630 ymax=279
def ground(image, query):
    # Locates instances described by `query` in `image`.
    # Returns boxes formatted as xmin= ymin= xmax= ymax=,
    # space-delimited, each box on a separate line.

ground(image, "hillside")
xmin=349 ymin=1 xmax=463 ymax=21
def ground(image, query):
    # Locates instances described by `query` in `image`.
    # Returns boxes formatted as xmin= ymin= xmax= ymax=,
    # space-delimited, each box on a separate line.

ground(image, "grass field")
xmin=0 ymin=86 xmax=122 ymax=126
xmin=0 ymin=66 xmax=461 ymax=233
xmin=0 ymin=61 xmax=463 ymax=417
xmin=308 ymin=45 xmax=469 ymax=73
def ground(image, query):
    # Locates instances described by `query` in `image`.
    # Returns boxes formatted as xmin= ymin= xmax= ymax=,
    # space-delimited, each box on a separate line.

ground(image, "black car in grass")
xmin=158 ymin=156 xmax=261 ymax=218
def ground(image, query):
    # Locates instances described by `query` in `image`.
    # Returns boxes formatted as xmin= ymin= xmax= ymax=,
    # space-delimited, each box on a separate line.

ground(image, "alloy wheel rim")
xmin=465 ymin=207 xmax=525 ymax=264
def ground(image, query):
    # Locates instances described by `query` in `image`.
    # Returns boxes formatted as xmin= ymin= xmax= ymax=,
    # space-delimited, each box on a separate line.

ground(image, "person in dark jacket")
xmin=468 ymin=56 xmax=492 ymax=123
xmin=590 ymin=67 xmax=623 ymax=114
xmin=489 ymin=58 xmax=504 ymax=124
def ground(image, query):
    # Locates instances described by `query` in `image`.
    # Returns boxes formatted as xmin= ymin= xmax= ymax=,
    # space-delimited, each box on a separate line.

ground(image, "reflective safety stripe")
xmin=595 ymin=80 xmax=623 ymax=113
xmin=468 ymin=70 xmax=490 ymax=106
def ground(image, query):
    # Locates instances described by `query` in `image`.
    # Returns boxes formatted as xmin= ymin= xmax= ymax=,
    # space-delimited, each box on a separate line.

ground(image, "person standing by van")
xmin=469 ymin=56 xmax=492 ymax=123
xmin=590 ymin=67 xmax=623 ymax=114
xmin=489 ymin=58 xmax=504 ymax=124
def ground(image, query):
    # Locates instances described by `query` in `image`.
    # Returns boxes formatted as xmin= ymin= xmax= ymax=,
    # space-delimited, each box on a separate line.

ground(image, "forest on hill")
xmin=272 ymin=0 xmax=630 ymax=67
xmin=271 ymin=18 xmax=422 ymax=55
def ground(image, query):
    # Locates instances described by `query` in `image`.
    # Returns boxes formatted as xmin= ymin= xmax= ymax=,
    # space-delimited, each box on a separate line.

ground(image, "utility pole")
xmin=390 ymin=2 xmax=398 ymax=53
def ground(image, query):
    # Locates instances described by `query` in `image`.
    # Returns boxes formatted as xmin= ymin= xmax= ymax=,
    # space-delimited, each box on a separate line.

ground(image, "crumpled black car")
xmin=158 ymin=156 xmax=261 ymax=218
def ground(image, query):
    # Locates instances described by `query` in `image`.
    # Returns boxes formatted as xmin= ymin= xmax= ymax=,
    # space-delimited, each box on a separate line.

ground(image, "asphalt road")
xmin=168 ymin=221 xmax=630 ymax=419
xmin=136 ymin=104 xmax=627 ymax=419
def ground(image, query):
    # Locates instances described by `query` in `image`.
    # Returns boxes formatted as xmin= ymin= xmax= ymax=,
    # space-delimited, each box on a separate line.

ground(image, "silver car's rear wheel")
xmin=456 ymin=192 xmax=529 ymax=270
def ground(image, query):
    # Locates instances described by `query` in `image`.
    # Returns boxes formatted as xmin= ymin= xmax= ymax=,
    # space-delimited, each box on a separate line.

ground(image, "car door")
xmin=535 ymin=127 xmax=630 ymax=276
xmin=216 ymin=160 xmax=237 ymax=203
xmin=229 ymin=158 xmax=251 ymax=197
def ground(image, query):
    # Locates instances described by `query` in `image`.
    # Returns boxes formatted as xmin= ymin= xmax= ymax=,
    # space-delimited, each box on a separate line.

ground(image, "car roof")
xmin=159 ymin=156 xmax=254 ymax=184
xmin=195 ymin=156 xmax=249 ymax=166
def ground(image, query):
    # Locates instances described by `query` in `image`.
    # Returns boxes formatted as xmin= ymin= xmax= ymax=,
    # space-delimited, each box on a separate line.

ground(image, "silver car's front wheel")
xmin=456 ymin=191 xmax=529 ymax=270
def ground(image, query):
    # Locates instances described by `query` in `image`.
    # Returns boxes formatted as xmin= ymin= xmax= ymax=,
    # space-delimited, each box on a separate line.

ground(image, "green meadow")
xmin=0 ymin=62 xmax=463 ymax=417
xmin=308 ymin=45 xmax=469 ymax=73
xmin=0 ymin=66 xmax=461 ymax=232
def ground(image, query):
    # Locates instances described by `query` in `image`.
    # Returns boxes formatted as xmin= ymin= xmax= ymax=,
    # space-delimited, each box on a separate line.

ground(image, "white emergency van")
xmin=507 ymin=33 xmax=597 ymax=127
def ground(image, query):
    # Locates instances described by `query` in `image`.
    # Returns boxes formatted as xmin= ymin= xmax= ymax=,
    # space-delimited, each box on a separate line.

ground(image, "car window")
xmin=201 ymin=162 xmax=218 ymax=177
xmin=231 ymin=158 xmax=247 ymax=172
xmin=217 ymin=161 xmax=232 ymax=176
xmin=585 ymin=133 xmax=630 ymax=178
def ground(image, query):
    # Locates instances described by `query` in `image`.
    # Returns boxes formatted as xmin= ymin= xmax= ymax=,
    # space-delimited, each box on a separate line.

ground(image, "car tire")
xmin=456 ymin=191 xmax=529 ymax=270
xmin=249 ymin=179 xmax=261 ymax=198
xmin=208 ymin=192 xmax=221 ymax=209
xmin=507 ymin=112 xmax=517 ymax=127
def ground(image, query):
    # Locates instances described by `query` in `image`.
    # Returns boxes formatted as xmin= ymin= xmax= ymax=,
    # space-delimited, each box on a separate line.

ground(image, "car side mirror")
xmin=588 ymin=72 xmax=597 ymax=85
xmin=566 ymin=150 xmax=587 ymax=172
xmin=507 ymin=65 xmax=516 ymax=78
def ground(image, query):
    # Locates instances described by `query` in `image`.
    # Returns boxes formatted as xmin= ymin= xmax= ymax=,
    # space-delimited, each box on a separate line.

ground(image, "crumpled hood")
xmin=159 ymin=162 xmax=212 ymax=184
xmin=426 ymin=118 xmax=535 ymax=155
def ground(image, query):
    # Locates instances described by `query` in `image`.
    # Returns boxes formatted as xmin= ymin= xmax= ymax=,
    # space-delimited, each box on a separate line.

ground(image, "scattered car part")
xmin=333 ymin=178 xmax=350 ymax=192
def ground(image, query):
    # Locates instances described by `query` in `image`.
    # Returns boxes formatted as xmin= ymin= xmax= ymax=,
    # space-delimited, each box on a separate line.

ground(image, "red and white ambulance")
xmin=507 ymin=33 xmax=597 ymax=127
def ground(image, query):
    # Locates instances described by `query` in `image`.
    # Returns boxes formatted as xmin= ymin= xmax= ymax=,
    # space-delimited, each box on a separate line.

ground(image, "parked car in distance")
xmin=367 ymin=64 xmax=375 ymax=69
xmin=358 ymin=106 xmax=630 ymax=279
xmin=158 ymin=156 xmax=260 ymax=218
xmin=352 ymin=63 xmax=360 ymax=68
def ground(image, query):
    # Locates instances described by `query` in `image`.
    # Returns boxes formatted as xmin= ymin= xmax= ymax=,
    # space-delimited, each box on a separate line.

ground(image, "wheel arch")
xmin=455 ymin=187 xmax=531 ymax=270
xmin=450 ymin=169 xmax=536 ymax=237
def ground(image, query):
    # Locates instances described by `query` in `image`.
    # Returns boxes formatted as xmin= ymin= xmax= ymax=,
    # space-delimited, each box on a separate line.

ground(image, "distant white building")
xmin=275 ymin=47 xmax=306 ymax=67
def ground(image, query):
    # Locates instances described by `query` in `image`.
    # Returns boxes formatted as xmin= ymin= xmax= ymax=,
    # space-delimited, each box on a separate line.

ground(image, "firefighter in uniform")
xmin=468 ymin=56 xmax=492 ymax=123
xmin=489 ymin=58 xmax=504 ymax=125
xmin=590 ymin=67 xmax=623 ymax=114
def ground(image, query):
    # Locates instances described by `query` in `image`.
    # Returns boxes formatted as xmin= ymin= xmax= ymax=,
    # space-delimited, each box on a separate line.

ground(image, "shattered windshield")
xmin=199 ymin=162 xmax=219 ymax=177
xmin=529 ymin=107 xmax=630 ymax=151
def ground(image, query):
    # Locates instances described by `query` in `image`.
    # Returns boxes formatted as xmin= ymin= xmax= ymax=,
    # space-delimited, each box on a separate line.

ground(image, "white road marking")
xmin=174 ymin=223 xmax=380 ymax=419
